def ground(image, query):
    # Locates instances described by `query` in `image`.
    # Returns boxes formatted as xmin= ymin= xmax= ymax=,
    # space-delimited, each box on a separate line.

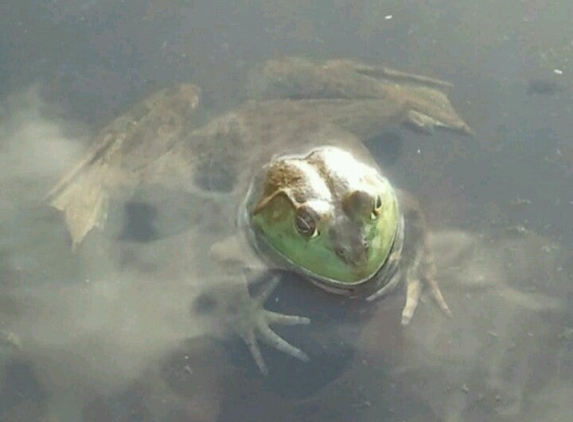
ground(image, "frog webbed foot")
xmin=404 ymin=109 xmax=454 ymax=134
xmin=402 ymin=94 xmax=475 ymax=136
xmin=234 ymin=271 xmax=310 ymax=375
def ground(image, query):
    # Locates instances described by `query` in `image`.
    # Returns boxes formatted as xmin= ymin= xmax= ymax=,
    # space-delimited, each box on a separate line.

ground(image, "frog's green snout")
xmin=331 ymin=226 xmax=370 ymax=267
xmin=333 ymin=242 xmax=369 ymax=266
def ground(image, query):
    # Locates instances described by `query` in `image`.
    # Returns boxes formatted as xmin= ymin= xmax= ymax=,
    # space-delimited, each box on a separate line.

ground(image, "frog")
xmin=46 ymin=56 xmax=472 ymax=374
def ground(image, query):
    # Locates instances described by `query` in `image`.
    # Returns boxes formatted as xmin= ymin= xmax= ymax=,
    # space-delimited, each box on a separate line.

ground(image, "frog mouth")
xmin=301 ymin=214 xmax=405 ymax=298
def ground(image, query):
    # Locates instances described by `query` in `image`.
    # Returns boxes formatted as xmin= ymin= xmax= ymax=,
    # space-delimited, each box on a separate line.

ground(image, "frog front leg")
xmin=400 ymin=232 xmax=452 ymax=325
xmin=368 ymin=192 xmax=452 ymax=324
xmin=210 ymin=236 xmax=310 ymax=375
xmin=232 ymin=270 xmax=310 ymax=375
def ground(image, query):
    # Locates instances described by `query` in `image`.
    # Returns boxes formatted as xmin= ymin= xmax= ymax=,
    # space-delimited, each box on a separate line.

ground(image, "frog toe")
xmin=425 ymin=277 xmax=453 ymax=318
xmin=401 ymin=275 xmax=453 ymax=325
xmin=265 ymin=310 xmax=310 ymax=326
xmin=237 ymin=275 xmax=310 ymax=375
xmin=253 ymin=275 xmax=281 ymax=304
xmin=257 ymin=317 xmax=310 ymax=362
xmin=240 ymin=330 xmax=268 ymax=375
xmin=239 ymin=308 xmax=310 ymax=375
xmin=401 ymin=278 xmax=423 ymax=325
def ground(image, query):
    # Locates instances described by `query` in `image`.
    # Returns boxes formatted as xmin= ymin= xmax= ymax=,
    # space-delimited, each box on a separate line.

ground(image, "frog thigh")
xmin=46 ymin=84 xmax=203 ymax=248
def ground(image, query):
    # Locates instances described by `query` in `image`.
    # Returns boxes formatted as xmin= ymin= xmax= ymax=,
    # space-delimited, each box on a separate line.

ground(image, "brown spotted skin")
xmin=45 ymin=84 xmax=202 ymax=248
xmin=47 ymin=57 xmax=472 ymax=248
xmin=42 ymin=56 xmax=469 ymax=377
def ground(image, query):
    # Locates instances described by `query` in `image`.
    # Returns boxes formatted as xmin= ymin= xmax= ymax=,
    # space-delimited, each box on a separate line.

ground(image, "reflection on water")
xmin=1 ymin=1 xmax=573 ymax=421
xmin=3 ymin=222 xmax=567 ymax=421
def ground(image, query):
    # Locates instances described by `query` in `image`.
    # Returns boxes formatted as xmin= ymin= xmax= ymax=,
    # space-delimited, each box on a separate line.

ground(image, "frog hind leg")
xmin=399 ymin=86 xmax=475 ymax=135
xmin=344 ymin=61 xmax=474 ymax=135
xmin=254 ymin=57 xmax=455 ymax=100
xmin=335 ymin=60 xmax=454 ymax=90
xmin=48 ymin=170 xmax=110 ymax=251
xmin=253 ymin=57 xmax=473 ymax=136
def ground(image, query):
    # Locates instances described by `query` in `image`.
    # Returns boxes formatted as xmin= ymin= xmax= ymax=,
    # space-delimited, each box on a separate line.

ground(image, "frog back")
xmin=184 ymin=100 xmax=387 ymax=199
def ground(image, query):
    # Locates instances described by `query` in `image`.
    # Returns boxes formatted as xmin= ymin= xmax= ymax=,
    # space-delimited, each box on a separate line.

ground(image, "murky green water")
xmin=1 ymin=1 xmax=572 ymax=421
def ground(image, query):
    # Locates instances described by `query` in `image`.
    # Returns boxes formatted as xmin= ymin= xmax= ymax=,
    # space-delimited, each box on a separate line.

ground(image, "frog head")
xmin=244 ymin=146 xmax=399 ymax=291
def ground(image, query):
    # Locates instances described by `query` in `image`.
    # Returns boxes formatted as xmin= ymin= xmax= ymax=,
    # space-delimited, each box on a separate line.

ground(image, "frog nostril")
xmin=335 ymin=247 xmax=347 ymax=261
xmin=362 ymin=239 xmax=370 ymax=253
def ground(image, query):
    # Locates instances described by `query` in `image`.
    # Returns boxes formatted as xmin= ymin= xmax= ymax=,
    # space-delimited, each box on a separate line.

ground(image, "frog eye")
xmin=294 ymin=207 xmax=319 ymax=238
xmin=371 ymin=194 xmax=383 ymax=219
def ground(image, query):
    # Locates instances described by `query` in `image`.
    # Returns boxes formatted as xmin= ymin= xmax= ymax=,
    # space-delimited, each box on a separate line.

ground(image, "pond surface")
xmin=0 ymin=1 xmax=572 ymax=421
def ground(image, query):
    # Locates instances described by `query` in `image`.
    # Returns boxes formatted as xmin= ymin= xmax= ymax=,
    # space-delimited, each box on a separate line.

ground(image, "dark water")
xmin=0 ymin=1 xmax=572 ymax=421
